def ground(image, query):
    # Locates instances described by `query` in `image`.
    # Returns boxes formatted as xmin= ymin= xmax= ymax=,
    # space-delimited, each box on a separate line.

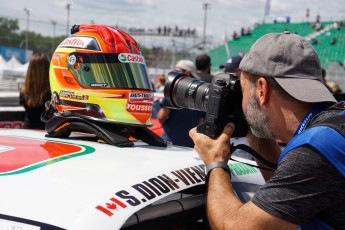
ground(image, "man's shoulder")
xmin=198 ymin=73 xmax=213 ymax=83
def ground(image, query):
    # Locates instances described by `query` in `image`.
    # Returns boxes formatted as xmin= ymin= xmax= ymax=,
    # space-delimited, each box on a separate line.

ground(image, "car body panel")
xmin=0 ymin=129 xmax=264 ymax=229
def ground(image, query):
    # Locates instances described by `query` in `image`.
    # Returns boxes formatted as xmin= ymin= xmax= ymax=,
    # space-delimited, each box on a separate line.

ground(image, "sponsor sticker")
xmin=126 ymin=104 xmax=152 ymax=113
xmin=228 ymin=162 xmax=258 ymax=176
xmin=59 ymin=90 xmax=89 ymax=100
xmin=129 ymin=92 xmax=153 ymax=103
xmin=118 ymin=53 xmax=145 ymax=64
xmin=59 ymin=36 xmax=94 ymax=48
xmin=127 ymin=92 xmax=154 ymax=113
xmin=96 ymin=164 xmax=206 ymax=217
xmin=0 ymin=136 xmax=94 ymax=176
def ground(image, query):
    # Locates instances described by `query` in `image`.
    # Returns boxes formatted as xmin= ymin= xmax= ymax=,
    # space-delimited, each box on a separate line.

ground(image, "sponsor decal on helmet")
xmin=59 ymin=36 xmax=94 ymax=48
xmin=127 ymin=92 xmax=153 ymax=114
xmin=126 ymin=104 xmax=152 ymax=112
xmin=118 ymin=53 xmax=145 ymax=64
xmin=129 ymin=92 xmax=153 ymax=103
xmin=90 ymin=83 xmax=108 ymax=87
xmin=60 ymin=90 xmax=89 ymax=100
xmin=67 ymin=54 xmax=77 ymax=65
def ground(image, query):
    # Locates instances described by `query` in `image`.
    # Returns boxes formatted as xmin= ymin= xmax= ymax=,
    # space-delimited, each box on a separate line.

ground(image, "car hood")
xmin=0 ymin=129 xmax=264 ymax=229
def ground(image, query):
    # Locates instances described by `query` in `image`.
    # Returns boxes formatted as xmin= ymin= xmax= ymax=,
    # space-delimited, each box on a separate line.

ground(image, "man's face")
xmin=240 ymin=72 xmax=275 ymax=139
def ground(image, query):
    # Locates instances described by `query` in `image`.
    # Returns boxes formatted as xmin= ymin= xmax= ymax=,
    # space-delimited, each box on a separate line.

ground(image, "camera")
xmin=163 ymin=71 xmax=248 ymax=138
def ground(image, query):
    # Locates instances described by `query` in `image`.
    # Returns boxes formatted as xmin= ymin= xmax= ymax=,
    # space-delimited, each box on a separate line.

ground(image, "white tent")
xmin=12 ymin=61 xmax=29 ymax=77
xmin=0 ymin=56 xmax=27 ymax=80
xmin=0 ymin=55 xmax=10 ymax=70
xmin=8 ymin=56 xmax=23 ymax=69
xmin=0 ymin=55 xmax=11 ymax=79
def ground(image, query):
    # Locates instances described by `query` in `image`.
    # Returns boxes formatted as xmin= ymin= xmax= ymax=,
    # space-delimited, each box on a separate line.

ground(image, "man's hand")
xmin=189 ymin=123 xmax=235 ymax=164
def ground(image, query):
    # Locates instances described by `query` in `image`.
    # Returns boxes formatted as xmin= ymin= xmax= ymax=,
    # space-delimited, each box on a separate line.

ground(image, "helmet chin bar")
xmin=43 ymin=115 xmax=167 ymax=148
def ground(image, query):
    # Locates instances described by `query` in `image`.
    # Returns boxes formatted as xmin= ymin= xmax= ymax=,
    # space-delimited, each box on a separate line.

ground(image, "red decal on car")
xmin=96 ymin=197 xmax=127 ymax=216
xmin=0 ymin=136 xmax=94 ymax=175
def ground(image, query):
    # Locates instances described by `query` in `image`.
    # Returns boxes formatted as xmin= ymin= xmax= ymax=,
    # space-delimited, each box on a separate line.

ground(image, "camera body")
xmin=163 ymin=71 xmax=247 ymax=138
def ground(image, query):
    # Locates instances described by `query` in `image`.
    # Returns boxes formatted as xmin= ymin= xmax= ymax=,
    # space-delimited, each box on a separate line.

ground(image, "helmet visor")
xmin=67 ymin=52 xmax=152 ymax=90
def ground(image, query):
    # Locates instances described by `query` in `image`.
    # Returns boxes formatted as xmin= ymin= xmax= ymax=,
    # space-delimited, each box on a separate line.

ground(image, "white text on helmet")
xmin=59 ymin=37 xmax=94 ymax=48
xmin=126 ymin=104 xmax=152 ymax=112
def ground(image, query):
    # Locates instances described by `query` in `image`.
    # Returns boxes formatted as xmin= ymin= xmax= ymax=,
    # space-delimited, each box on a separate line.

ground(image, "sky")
xmin=1 ymin=0 xmax=345 ymax=49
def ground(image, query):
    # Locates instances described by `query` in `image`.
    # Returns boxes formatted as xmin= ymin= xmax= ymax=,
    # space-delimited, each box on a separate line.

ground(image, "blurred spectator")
xmin=311 ymin=38 xmax=319 ymax=45
xmin=232 ymin=31 xmax=239 ymax=40
xmin=245 ymin=27 xmax=251 ymax=35
xmin=241 ymin=27 xmax=245 ymax=36
xmin=315 ymin=22 xmax=322 ymax=31
xmin=316 ymin=13 xmax=321 ymax=23
xmin=175 ymin=59 xmax=200 ymax=79
xmin=195 ymin=54 xmax=214 ymax=83
xmin=327 ymin=81 xmax=342 ymax=94
xmin=156 ymin=74 xmax=166 ymax=92
xmin=333 ymin=21 xmax=340 ymax=30
xmin=321 ymin=68 xmax=334 ymax=93
xmin=331 ymin=37 xmax=337 ymax=45
xmin=321 ymin=68 xmax=327 ymax=83
xmin=157 ymin=60 xmax=205 ymax=147
xmin=219 ymin=55 xmax=243 ymax=77
xmin=20 ymin=53 xmax=51 ymax=129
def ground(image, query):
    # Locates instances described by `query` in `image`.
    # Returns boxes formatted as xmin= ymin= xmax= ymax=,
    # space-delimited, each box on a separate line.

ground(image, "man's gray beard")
xmin=245 ymin=89 xmax=276 ymax=139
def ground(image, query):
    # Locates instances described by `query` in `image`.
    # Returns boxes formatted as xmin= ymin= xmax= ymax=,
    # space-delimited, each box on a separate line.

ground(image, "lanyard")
xmin=294 ymin=105 xmax=324 ymax=136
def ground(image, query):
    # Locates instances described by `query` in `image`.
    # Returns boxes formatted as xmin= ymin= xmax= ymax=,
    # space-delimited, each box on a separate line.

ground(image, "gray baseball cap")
xmin=240 ymin=32 xmax=336 ymax=103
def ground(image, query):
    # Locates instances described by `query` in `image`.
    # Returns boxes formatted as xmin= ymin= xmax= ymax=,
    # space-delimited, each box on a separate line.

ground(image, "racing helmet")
xmin=49 ymin=24 xmax=154 ymax=127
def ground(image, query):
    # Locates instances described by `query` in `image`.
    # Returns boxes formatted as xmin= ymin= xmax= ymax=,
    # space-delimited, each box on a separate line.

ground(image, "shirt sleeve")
xmin=251 ymin=145 xmax=344 ymax=226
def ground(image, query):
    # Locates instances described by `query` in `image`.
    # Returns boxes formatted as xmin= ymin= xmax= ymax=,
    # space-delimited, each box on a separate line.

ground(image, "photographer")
xmin=189 ymin=32 xmax=345 ymax=229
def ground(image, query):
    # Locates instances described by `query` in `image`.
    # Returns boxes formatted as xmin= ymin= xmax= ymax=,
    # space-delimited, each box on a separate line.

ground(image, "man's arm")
xmin=207 ymin=167 xmax=298 ymax=229
xmin=157 ymin=106 xmax=170 ymax=125
xmin=189 ymin=123 xmax=297 ymax=229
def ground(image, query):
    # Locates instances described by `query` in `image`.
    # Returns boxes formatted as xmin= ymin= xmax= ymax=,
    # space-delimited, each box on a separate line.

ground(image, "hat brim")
xmin=275 ymin=78 xmax=337 ymax=103
xmin=190 ymin=71 xmax=200 ymax=80
xmin=221 ymin=63 xmax=238 ymax=71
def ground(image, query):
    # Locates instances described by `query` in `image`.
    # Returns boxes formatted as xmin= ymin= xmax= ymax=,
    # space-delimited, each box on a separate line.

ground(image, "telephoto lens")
xmin=163 ymin=71 xmax=247 ymax=138
xmin=163 ymin=71 xmax=210 ymax=111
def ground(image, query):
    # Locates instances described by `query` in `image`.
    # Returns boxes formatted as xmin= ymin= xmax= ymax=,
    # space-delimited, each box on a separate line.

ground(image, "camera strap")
xmin=230 ymin=143 xmax=277 ymax=171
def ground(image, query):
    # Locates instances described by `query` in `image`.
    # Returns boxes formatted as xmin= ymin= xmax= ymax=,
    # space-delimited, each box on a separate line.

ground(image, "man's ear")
xmin=256 ymin=77 xmax=270 ymax=106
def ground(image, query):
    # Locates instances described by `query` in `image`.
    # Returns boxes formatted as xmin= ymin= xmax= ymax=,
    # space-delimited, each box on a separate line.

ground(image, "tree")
xmin=0 ymin=17 xmax=19 ymax=36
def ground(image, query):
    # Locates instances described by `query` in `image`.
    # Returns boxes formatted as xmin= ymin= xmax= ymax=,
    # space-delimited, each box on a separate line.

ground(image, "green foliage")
xmin=0 ymin=17 xmax=65 ymax=57
xmin=0 ymin=16 xmax=176 ymax=68
xmin=0 ymin=17 xmax=20 ymax=35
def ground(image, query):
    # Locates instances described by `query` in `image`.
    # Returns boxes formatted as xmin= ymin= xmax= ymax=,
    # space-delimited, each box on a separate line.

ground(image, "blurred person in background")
xmin=174 ymin=59 xmax=200 ymax=79
xmin=156 ymin=74 xmax=166 ymax=92
xmin=327 ymin=81 xmax=342 ymax=93
xmin=20 ymin=52 xmax=51 ymax=129
xmin=219 ymin=55 xmax=242 ymax=77
xmin=157 ymin=59 xmax=204 ymax=147
xmin=151 ymin=75 xmax=166 ymax=119
xmin=195 ymin=54 xmax=213 ymax=83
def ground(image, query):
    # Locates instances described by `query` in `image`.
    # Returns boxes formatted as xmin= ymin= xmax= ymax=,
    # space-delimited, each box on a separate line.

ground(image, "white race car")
xmin=0 ymin=129 xmax=264 ymax=230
